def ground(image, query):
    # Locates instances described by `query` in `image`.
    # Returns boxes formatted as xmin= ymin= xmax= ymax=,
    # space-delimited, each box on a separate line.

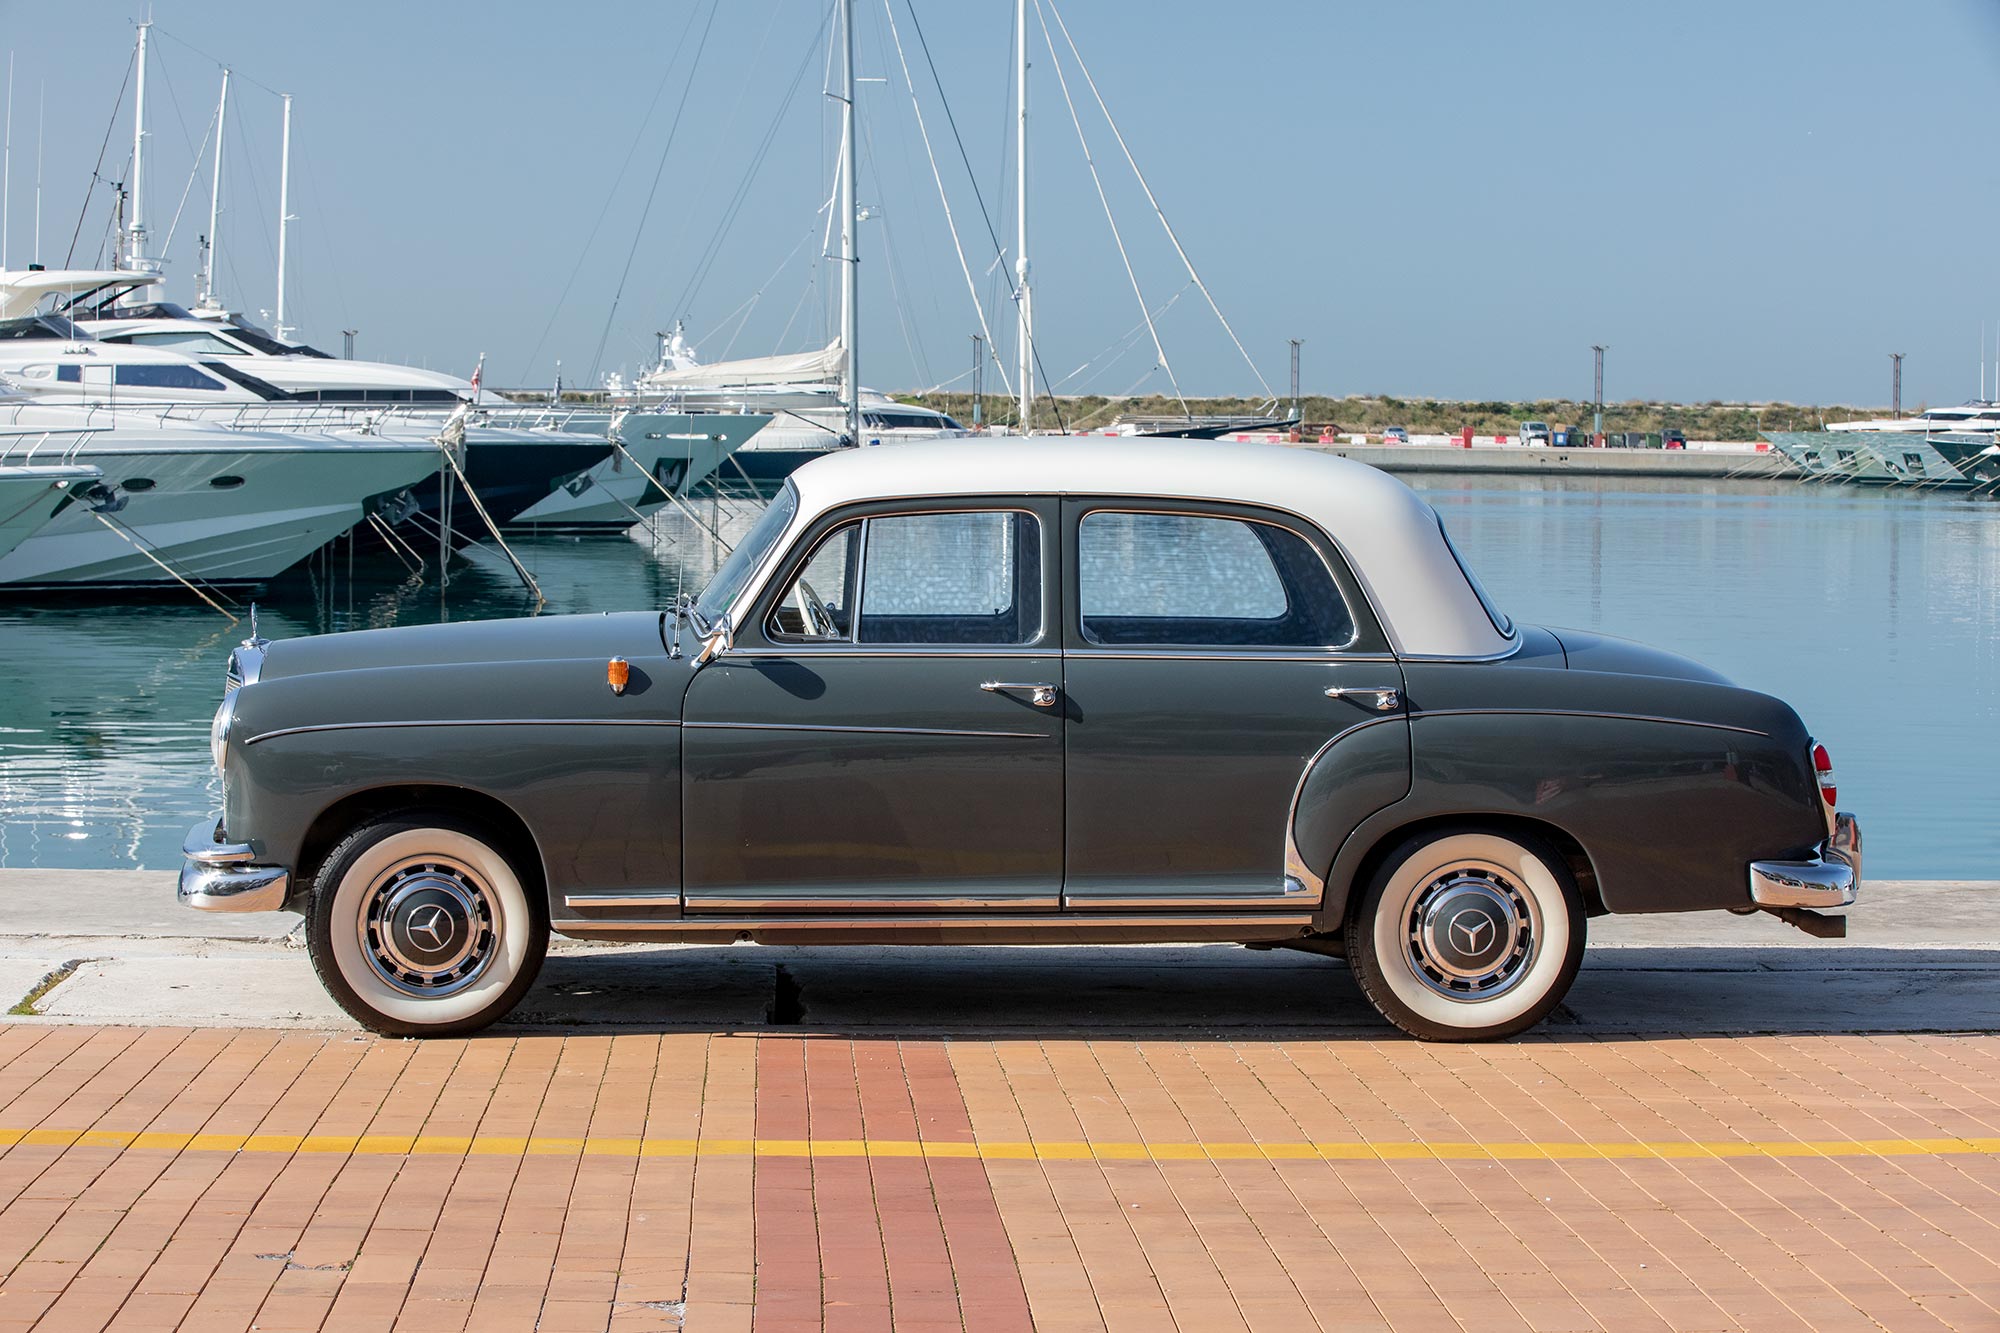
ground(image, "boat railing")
xmin=0 ymin=425 xmax=101 ymax=466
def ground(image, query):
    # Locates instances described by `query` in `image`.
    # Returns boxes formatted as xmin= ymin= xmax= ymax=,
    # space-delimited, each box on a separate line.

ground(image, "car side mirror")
xmin=696 ymin=613 xmax=734 ymax=665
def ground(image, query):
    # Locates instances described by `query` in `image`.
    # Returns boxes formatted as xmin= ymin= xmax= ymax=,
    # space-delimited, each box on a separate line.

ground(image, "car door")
xmin=681 ymin=497 xmax=1063 ymax=910
xmin=1059 ymin=499 xmax=1411 ymax=908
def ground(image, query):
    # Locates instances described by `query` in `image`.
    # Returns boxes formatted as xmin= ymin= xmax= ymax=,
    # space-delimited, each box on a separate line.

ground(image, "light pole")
xmin=1591 ymin=344 xmax=1608 ymax=445
xmin=1288 ymin=339 xmax=1303 ymax=428
xmin=1890 ymin=352 xmax=1904 ymax=419
xmin=971 ymin=334 xmax=985 ymax=428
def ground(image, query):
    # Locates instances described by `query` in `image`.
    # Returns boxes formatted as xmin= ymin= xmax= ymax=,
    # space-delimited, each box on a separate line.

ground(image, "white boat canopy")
xmin=642 ymin=341 xmax=847 ymax=390
xmin=0 ymin=269 xmax=163 ymax=321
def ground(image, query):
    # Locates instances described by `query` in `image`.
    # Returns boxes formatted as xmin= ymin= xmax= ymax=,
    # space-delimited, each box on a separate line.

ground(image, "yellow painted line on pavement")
xmin=2 ymin=1126 xmax=1996 ymax=1162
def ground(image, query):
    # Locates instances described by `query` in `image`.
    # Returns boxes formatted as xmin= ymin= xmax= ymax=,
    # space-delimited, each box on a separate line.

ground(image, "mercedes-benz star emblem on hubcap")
xmin=1448 ymin=908 xmax=1495 ymax=956
xmin=407 ymin=904 xmax=453 ymax=951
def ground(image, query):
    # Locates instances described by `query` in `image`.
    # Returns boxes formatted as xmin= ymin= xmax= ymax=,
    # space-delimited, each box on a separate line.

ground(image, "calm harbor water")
xmin=0 ymin=475 xmax=1992 ymax=879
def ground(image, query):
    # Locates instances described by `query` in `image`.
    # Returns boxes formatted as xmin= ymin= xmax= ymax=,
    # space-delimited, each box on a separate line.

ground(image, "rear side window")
xmin=768 ymin=510 xmax=1042 ymax=646
xmin=1078 ymin=511 xmax=1353 ymax=648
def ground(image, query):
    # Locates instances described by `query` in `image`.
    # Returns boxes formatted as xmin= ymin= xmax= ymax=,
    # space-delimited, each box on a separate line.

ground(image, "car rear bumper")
xmin=178 ymin=817 xmax=291 ymax=914
xmin=1748 ymin=811 xmax=1861 ymax=909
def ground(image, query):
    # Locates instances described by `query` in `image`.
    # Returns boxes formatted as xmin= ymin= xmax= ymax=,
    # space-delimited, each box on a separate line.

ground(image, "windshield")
xmin=1436 ymin=514 xmax=1515 ymax=638
xmin=694 ymin=481 xmax=798 ymax=621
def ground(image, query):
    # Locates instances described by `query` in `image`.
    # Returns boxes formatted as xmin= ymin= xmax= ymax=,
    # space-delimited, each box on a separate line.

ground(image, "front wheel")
xmin=306 ymin=813 xmax=548 ymax=1037
xmin=1345 ymin=827 xmax=1585 ymax=1041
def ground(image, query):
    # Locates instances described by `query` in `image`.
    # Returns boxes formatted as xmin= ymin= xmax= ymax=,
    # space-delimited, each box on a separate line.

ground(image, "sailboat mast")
xmin=199 ymin=68 xmax=229 ymax=311
xmin=839 ymin=0 xmax=860 ymax=447
xmin=4 ymin=52 xmax=13 ymax=270
xmin=125 ymin=23 xmax=151 ymax=272
xmin=1014 ymin=0 xmax=1032 ymax=433
xmin=275 ymin=92 xmax=292 ymax=338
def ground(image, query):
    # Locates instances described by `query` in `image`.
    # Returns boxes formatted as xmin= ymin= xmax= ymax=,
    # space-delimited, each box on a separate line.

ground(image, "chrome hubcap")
xmin=359 ymin=858 xmax=498 ymax=998
xmin=1403 ymin=865 xmax=1536 ymax=1002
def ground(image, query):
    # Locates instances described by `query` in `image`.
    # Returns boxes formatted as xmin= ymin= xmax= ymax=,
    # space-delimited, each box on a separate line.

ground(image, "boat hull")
xmin=0 ymin=466 xmax=99 ymax=561
xmin=507 ymin=413 xmax=768 ymax=530
xmin=0 ymin=442 xmax=440 ymax=587
xmin=406 ymin=431 xmax=615 ymax=543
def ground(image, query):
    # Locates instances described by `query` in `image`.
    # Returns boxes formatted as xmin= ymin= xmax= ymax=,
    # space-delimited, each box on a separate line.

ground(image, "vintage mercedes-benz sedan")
xmin=181 ymin=439 xmax=1860 ymax=1040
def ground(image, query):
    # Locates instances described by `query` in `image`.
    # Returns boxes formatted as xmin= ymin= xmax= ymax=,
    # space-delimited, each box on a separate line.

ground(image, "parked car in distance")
xmin=1663 ymin=428 xmax=1688 ymax=449
xmin=1518 ymin=420 xmax=1552 ymax=446
xmin=1382 ymin=426 xmax=1410 ymax=444
xmin=182 ymin=439 xmax=1861 ymax=1041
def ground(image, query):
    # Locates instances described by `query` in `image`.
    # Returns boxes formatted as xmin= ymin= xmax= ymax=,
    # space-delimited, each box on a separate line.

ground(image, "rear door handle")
xmin=982 ymin=681 xmax=1059 ymax=707
xmin=1325 ymin=685 xmax=1402 ymax=711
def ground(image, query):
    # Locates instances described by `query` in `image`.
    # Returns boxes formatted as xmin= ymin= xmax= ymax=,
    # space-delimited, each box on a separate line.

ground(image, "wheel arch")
xmin=289 ymin=784 xmax=549 ymax=915
xmin=1325 ymin=812 xmax=1604 ymax=932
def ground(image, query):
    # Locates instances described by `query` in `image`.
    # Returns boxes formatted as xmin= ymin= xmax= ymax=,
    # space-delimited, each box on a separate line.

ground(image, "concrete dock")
xmin=0 ymin=870 xmax=1991 ymax=1034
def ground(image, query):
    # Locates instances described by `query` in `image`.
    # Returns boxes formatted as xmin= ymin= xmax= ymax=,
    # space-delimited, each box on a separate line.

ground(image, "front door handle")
xmin=982 ymin=680 xmax=1059 ymax=707
xmin=1325 ymin=684 xmax=1402 ymax=712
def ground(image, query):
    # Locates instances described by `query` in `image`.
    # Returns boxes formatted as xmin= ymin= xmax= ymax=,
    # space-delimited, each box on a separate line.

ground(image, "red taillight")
xmin=1812 ymin=742 xmax=1836 ymax=806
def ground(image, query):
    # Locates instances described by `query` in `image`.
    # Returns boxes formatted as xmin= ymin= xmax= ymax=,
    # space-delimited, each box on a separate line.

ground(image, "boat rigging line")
xmin=880 ymin=0 xmax=1015 ymax=404
xmin=1031 ymin=0 xmax=1186 ymax=418
xmin=65 ymin=48 xmax=134 ymax=267
xmin=585 ymin=0 xmax=724 ymax=390
xmin=1041 ymin=0 xmax=1276 ymax=403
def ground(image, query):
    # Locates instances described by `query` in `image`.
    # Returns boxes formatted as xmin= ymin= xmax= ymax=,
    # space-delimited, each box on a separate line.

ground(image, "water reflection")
xmin=0 ymin=478 xmax=1992 ymax=878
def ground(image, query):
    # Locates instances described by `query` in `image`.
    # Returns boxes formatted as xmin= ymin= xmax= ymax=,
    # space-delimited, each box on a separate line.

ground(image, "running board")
xmin=554 ymin=912 xmax=1316 ymax=947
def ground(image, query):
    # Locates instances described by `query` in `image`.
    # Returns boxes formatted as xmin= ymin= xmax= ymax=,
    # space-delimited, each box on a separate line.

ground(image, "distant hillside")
xmin=899 ymin=393 xmax=1910 ymax=441
xmin=496 ymin=387 xmax=1914 ymax=441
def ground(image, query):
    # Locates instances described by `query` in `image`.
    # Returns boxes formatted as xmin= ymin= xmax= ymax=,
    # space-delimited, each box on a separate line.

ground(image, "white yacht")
xmin=0 ymin=462 xmax=101 ymax=560
xmin=2 ymin=269 xmax=767 ymax=530
xmin=0 ymin=391 xmax=440 ymax=587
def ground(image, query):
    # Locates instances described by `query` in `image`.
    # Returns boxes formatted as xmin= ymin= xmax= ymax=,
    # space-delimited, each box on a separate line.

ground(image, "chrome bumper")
xmin=1748 ymin=811 xmax=1861 ymax=909
xmin=178 ymin=818 xmax=291 ymax=914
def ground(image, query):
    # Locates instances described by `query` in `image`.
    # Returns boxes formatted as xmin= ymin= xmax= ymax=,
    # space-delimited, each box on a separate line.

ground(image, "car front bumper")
xmin=1748 ymin=811 xmax=1861 ymax=910
xmin=178 ymin=817 xmax=291 ymax=914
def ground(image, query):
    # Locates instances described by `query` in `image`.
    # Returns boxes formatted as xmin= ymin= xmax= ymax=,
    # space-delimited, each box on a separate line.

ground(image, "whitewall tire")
xmin=1344 ymin=827 xmax=1585 ymax=1041
xmin=307 ymin=814 xmax=548 ymax=1037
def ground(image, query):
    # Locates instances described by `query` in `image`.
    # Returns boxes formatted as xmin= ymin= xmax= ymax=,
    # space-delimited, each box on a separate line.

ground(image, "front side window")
xmin=1078 ymin=510 xmax=1353 ymax=648
xmin=769 ymin=510 xmax=1041 ymax=646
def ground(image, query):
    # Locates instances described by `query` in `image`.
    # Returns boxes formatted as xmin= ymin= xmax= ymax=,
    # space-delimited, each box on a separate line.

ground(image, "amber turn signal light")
xmin=607 ymin=657 xmax=630 ymax=696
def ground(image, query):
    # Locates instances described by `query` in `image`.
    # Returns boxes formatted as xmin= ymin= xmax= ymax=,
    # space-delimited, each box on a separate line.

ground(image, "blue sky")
xmin=2 ymin=0 xmax=1998 ymax=407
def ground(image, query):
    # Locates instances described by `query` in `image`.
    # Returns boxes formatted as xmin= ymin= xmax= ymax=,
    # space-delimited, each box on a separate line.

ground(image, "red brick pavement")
xmin=1 ymin=1026 xmax=1999 ymax=1330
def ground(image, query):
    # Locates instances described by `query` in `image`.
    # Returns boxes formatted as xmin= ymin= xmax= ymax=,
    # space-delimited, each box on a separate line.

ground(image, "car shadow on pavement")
xmin=499 ymin=943 xmax=2000 ymax=1039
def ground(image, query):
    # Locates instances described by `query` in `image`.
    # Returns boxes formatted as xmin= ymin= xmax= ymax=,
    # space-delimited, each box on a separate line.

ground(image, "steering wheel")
xmin=791 ymin=578 xmax=838 ymax=638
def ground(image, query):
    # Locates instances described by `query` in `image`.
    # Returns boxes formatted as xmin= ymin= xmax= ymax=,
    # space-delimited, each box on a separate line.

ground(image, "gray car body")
xmin=213 ymin=482 xmax=1829 ymax=950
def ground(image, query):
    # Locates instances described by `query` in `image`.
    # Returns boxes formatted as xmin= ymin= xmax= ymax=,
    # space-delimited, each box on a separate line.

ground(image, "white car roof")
xmin=782 ymin=437 xmax=1515 ymax=659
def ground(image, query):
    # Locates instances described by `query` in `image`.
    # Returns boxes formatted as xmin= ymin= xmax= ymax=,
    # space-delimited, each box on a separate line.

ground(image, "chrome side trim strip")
xmin=1409 ymin=708 xmax=1768 ymax=738
xmin=565 ymin=895 xmax=1063 ymax=911
xmin=726 ymin=647 xmax=1052 ymax=659
xmin=557 ymin=913 xmax=1317 ymax=934
xmin=1064 ymin=650 xmax=1398 ymax=663
xmin=685 ymin=721 xmax=1045 ymax=740
xmin=247 ymin=718 xmax=682 ymax=745
xmin=1060 ymin=895 xmax=1314 ymax=909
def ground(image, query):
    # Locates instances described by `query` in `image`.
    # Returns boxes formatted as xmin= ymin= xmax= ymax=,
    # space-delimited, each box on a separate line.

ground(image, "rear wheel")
xmin=1344 ymin=827 xmax=1585 ymax=1041
xmin=306 ymin=813 xmax=547 ymax=1037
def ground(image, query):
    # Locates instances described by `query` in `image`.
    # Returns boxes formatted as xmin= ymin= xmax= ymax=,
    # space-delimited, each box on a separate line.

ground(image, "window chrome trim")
xmin=245 ymin=717 xmax=682 ymax=745
xmin=761 ymin=504 xmax=1048 ymax=651
xmin=685 ymin=720 xmax=1046 ymax=740
xmin=1073 ymin=504 xmax=1363 ymax=653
